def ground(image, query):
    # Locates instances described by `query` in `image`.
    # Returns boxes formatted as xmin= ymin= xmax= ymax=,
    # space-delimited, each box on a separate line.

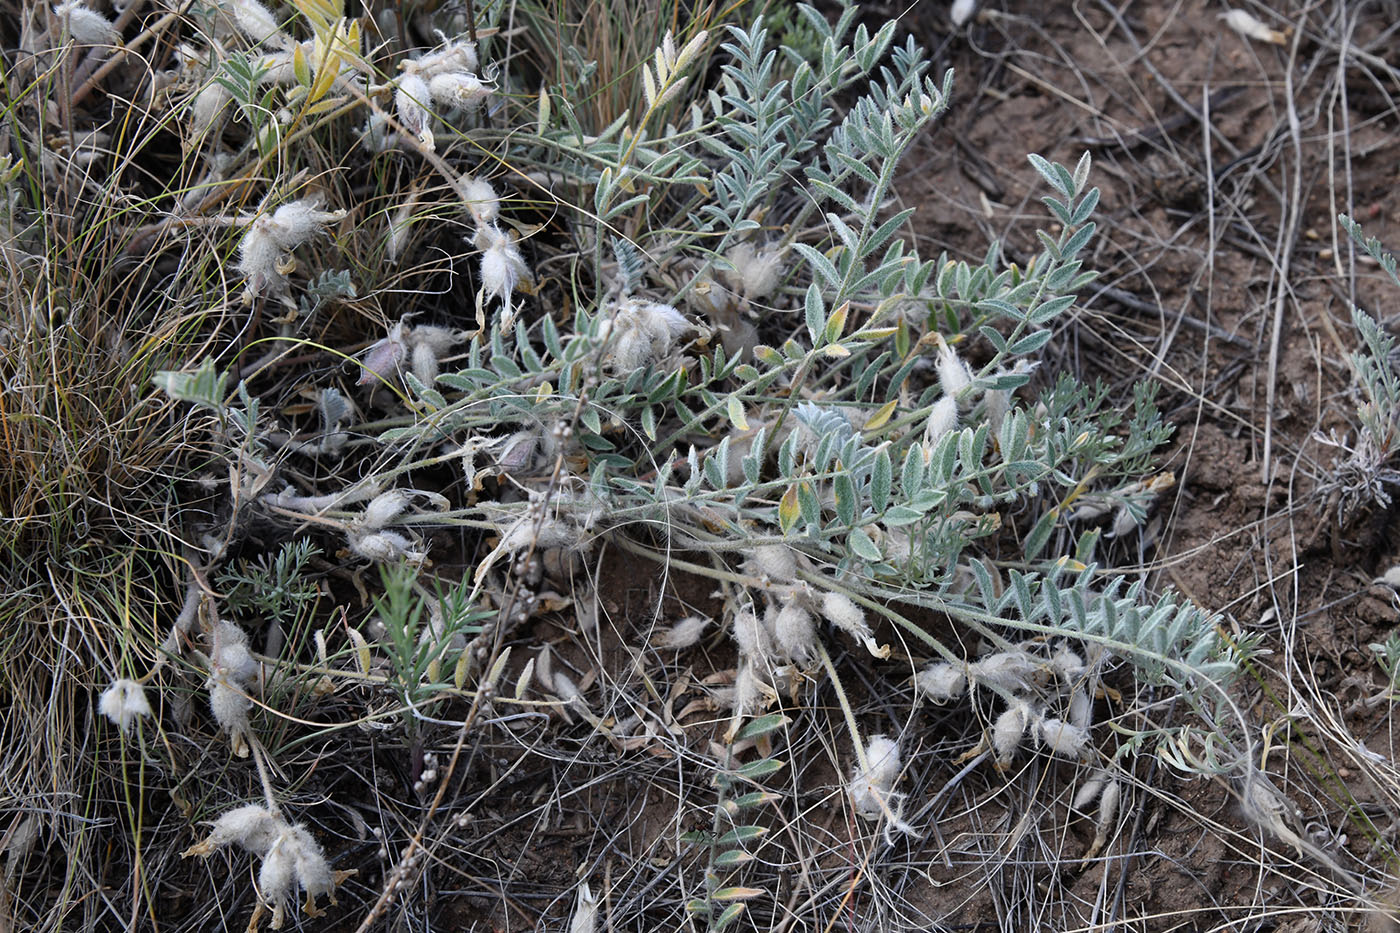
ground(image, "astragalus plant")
xmin=4 ymin=0 xmax=1261 ymax=928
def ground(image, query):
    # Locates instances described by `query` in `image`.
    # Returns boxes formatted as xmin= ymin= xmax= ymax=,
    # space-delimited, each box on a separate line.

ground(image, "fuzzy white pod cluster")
xmin=237 ymin=200 xmax=346 ymax=295
xmin=915 ymin=662 xmax=966 ymax=702
xmin=99 ymin=678 xmax=152 ymax=734
xmin=259 ymin=823 xmax=338 ymax=918
xmin=600 ymin=299 xmax=692 ymax=372
xmin=183 ymin=804 xmax=346 ymax=925
xmin=848 ymin=734 xmax=901 ymax=819
xmin=207 ymin=621 xmax=259 ymax=753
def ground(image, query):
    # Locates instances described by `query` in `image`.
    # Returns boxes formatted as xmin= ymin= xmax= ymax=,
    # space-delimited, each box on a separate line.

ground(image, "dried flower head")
xmin=950 ymin=0 xmax=977 ymax=26
xmin=99 ymin=678 xmax=152 ymax=734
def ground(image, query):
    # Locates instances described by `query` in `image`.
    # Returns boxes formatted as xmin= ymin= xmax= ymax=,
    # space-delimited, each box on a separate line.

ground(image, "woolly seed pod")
xmin=99 ymin=679 xmax=152 ymax=733
xmin=652 ymin=615 xmax=708 ymax=649
xmin=53 ymin=0 xmax=116 ymax=44
xmin=478 ymin=226 xmax=530 ymax=301
xmin=915 ymin=662 xmax=966 ymax=702
xmin=820 ymin=591 xmax=870 ymax=639
xmin=394 ymin=73 xmax=433 ymax=144
xmin=459 ymin=176 xmax=499 ymax=227
xmin=992 ymin=702 xmax=1031 ymax=764
xmin=361 ymin=489 xmax=409 ymax=530
xmin=772 ymin=603 xmax=816 ymax=663
xmin=924 ymin=395 xmax=958 ymax=445
xmin=428 ymin=72 xmax=490 ymax=110
xmin=747 ymin=544 xmax=798 ymax=583
xmin=849 ymin=734 xmax=901 ymax=819
xmin=731 ymin=609 xmax=770 ymax=661
xmin=210 ymin=804 xmax=281 ymax=857
xmin=936 ymin=343 xmax=972 ymax=398
xmin=1037 ymin=718 xmax=1090 ymax=759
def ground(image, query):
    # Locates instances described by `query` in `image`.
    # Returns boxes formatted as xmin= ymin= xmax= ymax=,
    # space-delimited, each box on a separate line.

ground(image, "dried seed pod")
xmin=394 ymin=73 xmax=433 ymax=147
